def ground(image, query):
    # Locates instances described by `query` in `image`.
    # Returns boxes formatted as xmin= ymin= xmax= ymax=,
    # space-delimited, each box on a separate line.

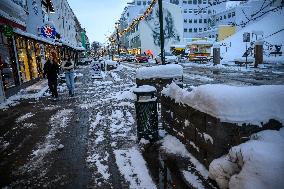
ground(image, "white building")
xmin=118 ymin=1 xmax=184 ymax=56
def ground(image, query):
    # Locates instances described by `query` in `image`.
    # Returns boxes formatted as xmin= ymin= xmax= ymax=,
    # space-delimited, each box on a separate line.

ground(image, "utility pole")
xmin=158 ymin=0 xmax=165 ymax=65
xmin=115 ymin=22 xmax=120 ymax=56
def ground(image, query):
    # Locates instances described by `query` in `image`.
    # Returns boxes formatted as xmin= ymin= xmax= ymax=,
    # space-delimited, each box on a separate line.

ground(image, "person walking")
xmin=62 ymin=55 xmax=75 ymax=97
xmin=44 ymin=53 xmax=59 ymax=98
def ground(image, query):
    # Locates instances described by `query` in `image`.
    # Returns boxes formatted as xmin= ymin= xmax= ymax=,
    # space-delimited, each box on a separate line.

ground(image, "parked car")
xmin=113 ymin=55 xmax=120 ymax=62
xmin=125 ymin=54 xmax=136 ymax=62
xmin=155 ymin=52 xmax=178 ymax=64
xmin=135 ymin=54 xmax=149 ymax=63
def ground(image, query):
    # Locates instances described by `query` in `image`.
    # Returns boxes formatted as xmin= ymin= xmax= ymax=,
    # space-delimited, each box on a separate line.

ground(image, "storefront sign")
xmin=41 ymin=25 xmax=56 ymax=38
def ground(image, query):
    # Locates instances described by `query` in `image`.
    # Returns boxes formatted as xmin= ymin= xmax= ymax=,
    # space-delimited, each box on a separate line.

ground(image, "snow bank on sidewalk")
xmin=209 ymin=128 xmax=284 ymax=189
xmin=162 ymin=83 xmax=284 ymax=126
xmin=161 ymin=135 xmax=208 ymax=178
xmin=136 ymin=64 xmax=183 ymax=79
xmin=114 ymin=147 xmax=157 ymax=189
xmin=0 ymin=80 xmax=49 ymax=110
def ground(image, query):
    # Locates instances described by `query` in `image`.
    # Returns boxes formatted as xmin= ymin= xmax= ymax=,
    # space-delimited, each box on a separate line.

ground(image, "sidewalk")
xmin=0 ymin=64 xmax=213 ymax=188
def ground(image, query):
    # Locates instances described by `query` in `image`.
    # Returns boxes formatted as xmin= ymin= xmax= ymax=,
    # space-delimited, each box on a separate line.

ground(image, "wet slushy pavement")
xmin=1 ymin=62 xmax=283 ymax=188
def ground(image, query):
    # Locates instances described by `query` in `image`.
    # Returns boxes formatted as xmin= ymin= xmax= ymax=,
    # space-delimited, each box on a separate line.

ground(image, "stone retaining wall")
xmin=161 ymin=95 xmax=282 ymax=168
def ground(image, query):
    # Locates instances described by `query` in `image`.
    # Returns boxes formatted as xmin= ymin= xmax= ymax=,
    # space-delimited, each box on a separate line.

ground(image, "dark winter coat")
xmin=43 ymin=60 xmax=60 ymax=82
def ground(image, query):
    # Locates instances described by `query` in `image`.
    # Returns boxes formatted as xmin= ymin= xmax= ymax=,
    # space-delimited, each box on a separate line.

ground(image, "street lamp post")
xmin=115 ymin=22 xmax=120 ymax=56
xmin=158 ymin=0 xmax=165 ymax=65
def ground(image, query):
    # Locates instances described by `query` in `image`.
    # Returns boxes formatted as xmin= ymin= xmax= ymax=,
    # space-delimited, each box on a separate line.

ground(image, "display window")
xmin=0 ymin=31 xmax=18 ymax=89
xmin=16 ymin=36 xmax=31 ymax=82
xmin=26 ymin=40 xmax=39 ymax=79
xmin=34 ymin=43 xmax=44 ymax=78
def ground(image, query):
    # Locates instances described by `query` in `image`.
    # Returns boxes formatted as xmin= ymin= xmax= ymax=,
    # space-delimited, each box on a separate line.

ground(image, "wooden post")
xmin=254 ymin=39 xmax=264 ymax=68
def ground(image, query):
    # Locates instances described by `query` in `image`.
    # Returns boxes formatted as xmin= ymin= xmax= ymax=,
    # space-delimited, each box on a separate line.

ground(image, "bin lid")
xmin=133 ymin=85 xmax=156 ymax=94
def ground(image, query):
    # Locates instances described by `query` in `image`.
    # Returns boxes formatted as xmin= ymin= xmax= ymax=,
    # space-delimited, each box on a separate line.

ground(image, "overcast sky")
xmin=68 ymin=0 xmax=129 ymax=44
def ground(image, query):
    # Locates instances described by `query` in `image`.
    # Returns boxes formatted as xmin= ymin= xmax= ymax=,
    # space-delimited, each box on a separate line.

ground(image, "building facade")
xmin=0 ymin=0 xmax=87 ymax=99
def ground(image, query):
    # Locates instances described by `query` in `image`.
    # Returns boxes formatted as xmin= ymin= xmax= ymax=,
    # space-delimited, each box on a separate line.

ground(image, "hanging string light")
xmin=109 ymin=0 xmax=158 ymax=43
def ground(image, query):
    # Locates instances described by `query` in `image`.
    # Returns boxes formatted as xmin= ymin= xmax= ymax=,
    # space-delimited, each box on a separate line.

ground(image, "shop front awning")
xmin=14 ymin=28 xmax=62 ymax=46
xmin=14 ymin=29 xmax=85 ymax=51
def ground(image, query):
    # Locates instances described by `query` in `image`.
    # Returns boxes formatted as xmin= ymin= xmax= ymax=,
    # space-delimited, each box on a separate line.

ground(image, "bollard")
xmin=0 ymin=70 xmax=5 ymax=103
xmin=213 ymin=43 xmax=220 ymax=65
xmin=254 ymin=39 xmax=264 ymax=68
xmin=133 ymin=85 xmax=158 ymax=142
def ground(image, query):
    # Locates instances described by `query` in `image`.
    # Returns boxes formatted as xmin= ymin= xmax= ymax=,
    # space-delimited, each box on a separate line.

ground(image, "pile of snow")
xmin=209 ymin=128 xmax=284 ymax=189
xmin=136 ymin=64 xmax=183 ymax=79
xmin=221 ymin=9 xmax=284 ymax=63
xmin=162 ymin=83 xmax=284 ymax=126
xmin=161 ymin=135 xmax=209 ymax=178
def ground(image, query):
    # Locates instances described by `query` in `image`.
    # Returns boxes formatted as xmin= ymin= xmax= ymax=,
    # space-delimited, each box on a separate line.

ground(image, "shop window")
xmin=16 ymin=36 xmax=31 ymax=82
xmin=0 ymin=32 xmax=17 ymax=89
xmin=27 ymin=40 xmax=39 ymax=79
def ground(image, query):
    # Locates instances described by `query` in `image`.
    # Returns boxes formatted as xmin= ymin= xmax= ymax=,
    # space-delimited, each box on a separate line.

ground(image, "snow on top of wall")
xmin=209 ymin=128 xmax=284 ymax=189
xmin=162 ymin=82 xmax=284 ymax=126
xmin=133 ymin=85 xmax=156 ymax=93
xmin=136 ymin=64 xmax=183 ymax=79
xmin=221 ymin=8 xmax=284 ymax=63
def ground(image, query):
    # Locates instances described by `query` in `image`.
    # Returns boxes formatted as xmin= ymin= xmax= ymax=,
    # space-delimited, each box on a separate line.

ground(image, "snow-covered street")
xmin=1 ymin=64 xmax=212 ymax=188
